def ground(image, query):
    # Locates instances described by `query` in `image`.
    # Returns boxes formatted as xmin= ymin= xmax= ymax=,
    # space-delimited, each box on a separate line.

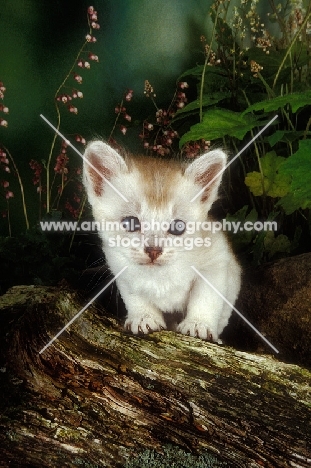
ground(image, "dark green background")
xmin=0 ymin=0 xmax=218 ymax=232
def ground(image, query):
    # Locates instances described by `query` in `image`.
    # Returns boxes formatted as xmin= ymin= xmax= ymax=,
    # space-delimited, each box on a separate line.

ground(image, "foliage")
xmin=1 ymin=1 xmax=311 ymax=270
xmin=244 ymin=151 xmax=291 ymax=198
xmin=179 ymin=108 xmax=260 ymax=146
xmin=277 ymin=139 xmax=311 ymax=214
xmin=125 ymin=445 xmax=226 ymax=468
xmin=155 ymin=0 xmax=311 ymax=264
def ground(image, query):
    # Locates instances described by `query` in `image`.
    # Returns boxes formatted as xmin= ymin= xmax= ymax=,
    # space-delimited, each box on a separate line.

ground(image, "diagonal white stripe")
xmin=40 ymin=114 xmax=129 ymax=202
xmin=190 ymin=114 xmax=279 ymax=202
xmin=191 ymin=266 xmax=279 ymax=354
xmin=39 ymin=266 xmax=128 ymax=354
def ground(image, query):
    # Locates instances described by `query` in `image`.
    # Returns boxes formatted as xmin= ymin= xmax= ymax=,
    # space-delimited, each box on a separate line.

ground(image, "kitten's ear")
xmin=83 ymin=141 xmax=128 ymax=198
xmin=184 ymin=149 xmax=227 ymax=206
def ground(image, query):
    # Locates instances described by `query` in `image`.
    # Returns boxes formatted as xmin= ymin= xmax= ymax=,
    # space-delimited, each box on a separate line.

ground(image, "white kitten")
xmin=83 ymin=141 xmax=241 ymax=341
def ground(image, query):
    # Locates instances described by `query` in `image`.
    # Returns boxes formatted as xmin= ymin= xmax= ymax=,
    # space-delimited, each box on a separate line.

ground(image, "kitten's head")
xmin=83 ymin=141 xmax=226 ymax=266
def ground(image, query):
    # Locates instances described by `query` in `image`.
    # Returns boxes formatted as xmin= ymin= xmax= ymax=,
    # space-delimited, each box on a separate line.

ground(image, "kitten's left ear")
xmin=184 ymin=149 xmax=227 ymax=206
xmin=83 ymin=141 xmax=128 ymax=198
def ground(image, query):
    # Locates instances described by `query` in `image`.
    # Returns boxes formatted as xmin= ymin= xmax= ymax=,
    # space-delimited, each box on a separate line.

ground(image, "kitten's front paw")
xmin=177 ymin=320 xmax=217 ymax=341
xmin=124 ymin=314 xmax=167 ymax=335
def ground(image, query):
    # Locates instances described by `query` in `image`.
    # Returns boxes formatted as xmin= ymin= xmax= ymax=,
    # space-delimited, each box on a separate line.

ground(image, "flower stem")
xmin=199 ymin=5 xmax=220 ymax=123
xmin=4 ymin=146 xmax=29 ymax=230
xmin=273 ymin=10 xmax=311 ymax=90
xmin=46 ymin=27 xmax=91 ymax=213
xmin=108 ymin=98 xmax=124 ymax=141
xmin=69 ymin=193 xmax=86 ymax=252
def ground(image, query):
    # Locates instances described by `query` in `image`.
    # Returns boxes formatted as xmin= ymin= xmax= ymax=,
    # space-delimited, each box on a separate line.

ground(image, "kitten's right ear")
xmin=83 ymin=141 xmax=127 ymax=197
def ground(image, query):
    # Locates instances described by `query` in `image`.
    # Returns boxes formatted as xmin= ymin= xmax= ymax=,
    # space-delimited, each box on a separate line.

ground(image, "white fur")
xmin=83 ymin=141 xmax=241 ymax=341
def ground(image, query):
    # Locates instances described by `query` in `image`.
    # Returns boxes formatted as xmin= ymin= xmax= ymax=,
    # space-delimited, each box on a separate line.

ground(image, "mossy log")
xmin=0 ymin=281 xmax=310 ymax=467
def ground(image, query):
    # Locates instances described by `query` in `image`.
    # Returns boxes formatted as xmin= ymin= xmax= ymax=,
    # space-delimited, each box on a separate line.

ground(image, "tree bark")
xmin=0 ymin=279 xmax=310 ymax=467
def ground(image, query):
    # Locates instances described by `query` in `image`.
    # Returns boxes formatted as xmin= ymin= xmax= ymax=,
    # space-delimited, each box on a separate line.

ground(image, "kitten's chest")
xmin=122 ymin=266 xmax=192 ymax=312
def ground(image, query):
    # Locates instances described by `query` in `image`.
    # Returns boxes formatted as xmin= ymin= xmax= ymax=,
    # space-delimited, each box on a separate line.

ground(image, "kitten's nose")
xmin=145 ymin=246 xmax=162 ymax=262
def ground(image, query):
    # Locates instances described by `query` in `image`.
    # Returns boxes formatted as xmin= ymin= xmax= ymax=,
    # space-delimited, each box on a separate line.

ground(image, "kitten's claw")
xmin=124 ymin=314 xmax=167 ymax=335
xmin=177 ymin=320 xmax=217 ymax=341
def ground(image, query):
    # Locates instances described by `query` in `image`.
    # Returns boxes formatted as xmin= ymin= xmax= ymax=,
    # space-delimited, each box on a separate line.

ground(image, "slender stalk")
xmin=46 ymin=13 xmax=93 ymax=213
xmin=273 ymin=10 xmax=311 ymax=89
xmin=268 ymin=0 xmax=289 ymax=45
xmin=241 ymin=92 xmax=266 ymax=198
xmin=257 ymin=72 xmax=275 ymax=98
xmin=69 ymin=193 xmax=86 ymax=252
xmin=4 ymin=146 xmax=29 ymax=230
xmin=199 ymin=5 xmax=220 ymax=122
xmin=108 ymin=98 xmax=124 ymax=141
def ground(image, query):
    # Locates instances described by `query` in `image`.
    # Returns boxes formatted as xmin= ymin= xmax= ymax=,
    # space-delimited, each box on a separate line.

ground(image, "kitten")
xmin=83 ymin=141 xmax=241 ymax=341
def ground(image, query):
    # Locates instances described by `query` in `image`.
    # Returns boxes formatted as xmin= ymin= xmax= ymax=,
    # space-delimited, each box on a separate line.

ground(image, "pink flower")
xmin=125 ymin=89 xmax=134 ymax=101
xmin=73 ymin=73 xmax=83 ymax=84
xmin=5 ymin=191 xmax=14 ymax=199
xmin=60 ymin=94 xmax=72 ymax=103
xmin=72 ymin=90 xmax=83 ymax=99
xmin=124 ymin=114 xmax=131 ymax=122
xmin=78 ymin=60 xmax=90 ymax=69
xmin=88 ymin=6 xmax=95 ymax=15
xmin=86 ymin=34 xmax=96 ymax=43
xmin=88 ymin=53 xmax=99 ymax=62
xmin=30 ymin=159 xmax=43 ymax=186
xmin=1 ymin=180 xmax=9 ymax=188
xmin=68 ymin=105 xmax=78 ymax=114
xmin=0 ymin=119 xmax=8 ymax=127
xmin=54 ymin=153 xmax=69 ymax=174
xmin=0 ymin=104 xmax=9 ymax=113
xmin=120 ymin=125 xmax=127 ymax=135
xmin=179 ymin=82 xmax=189 ymax=89
xmin=75 ymin=134 xmax=86 ymax=145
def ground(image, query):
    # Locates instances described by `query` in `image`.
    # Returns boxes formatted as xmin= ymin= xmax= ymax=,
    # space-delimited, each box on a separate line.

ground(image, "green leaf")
xmin=264 ymin=231 xmax=291 ymax=259
xmin=178 ymin=65 xmax=204 ymax=79
xmin=266 ymin=130 xmax=311 ymax=147
xmin=174 ymin=93 xmax=231 ymax=119
xmin=277 ymin=139 xmax=311 ymax=214
xmin=245 ymin=151 xmax=291 ymax=197
xmin=179 ymin=109 xmax=259 ymax=147
xmin=225 ymin=206 xmax=258 ymax=251
xmin=243 ymin=91 xmax=311 ymax=115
